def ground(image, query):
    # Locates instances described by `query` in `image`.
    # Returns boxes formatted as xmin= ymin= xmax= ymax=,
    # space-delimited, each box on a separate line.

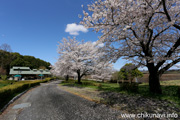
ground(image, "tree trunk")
xmin=149 ymin=71 xmax=162 ymax=94
xmin=77 ymin=70 xmax=82 ymax=84
xmin=65 ymin=75 xmax=69 ymax=81
xmin=147 ymin=63 xmax=162 ymax=94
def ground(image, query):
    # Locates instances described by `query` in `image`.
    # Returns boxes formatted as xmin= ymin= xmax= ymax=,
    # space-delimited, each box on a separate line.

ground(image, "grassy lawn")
xmin=61 ymin=80 xmax=180 ymax=106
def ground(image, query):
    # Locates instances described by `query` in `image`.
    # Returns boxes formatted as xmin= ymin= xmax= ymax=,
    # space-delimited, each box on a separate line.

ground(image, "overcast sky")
xmin=0 ymin=0 xmax=130 ymax=70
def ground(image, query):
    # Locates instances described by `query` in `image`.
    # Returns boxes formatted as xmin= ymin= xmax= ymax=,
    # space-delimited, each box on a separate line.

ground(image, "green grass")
xmin=139 ymin=80 xmax=180 ymax=104
xmin=161 ymin=80 xmax=180 ymax=86
xmin=61 ymin=79 xmax=180 ymax=107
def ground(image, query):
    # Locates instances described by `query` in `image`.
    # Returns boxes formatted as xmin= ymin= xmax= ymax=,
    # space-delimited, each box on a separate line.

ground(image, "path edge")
xmin=0 ymin=85 xmax=40 ymax=114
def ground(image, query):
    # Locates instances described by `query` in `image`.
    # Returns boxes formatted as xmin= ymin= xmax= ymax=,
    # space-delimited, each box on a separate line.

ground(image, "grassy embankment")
xmin=0 ymin=78 xmax=53 ymax=111
xmin=60 ymin=79 xmax=180 ymax=106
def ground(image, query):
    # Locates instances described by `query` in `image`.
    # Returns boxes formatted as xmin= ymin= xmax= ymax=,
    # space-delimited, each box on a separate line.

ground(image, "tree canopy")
xmin=81 ymin=0 xmax=180 ymax=94
xmin=51 ymin=37 xmax=113 ymax=83
xmin=10 ymin=53 xmax=51 ymax=70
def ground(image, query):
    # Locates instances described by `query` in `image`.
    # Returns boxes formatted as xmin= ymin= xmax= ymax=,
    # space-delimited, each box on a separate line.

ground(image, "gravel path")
xmin=0 ymin=80 xmax=123 ymax=120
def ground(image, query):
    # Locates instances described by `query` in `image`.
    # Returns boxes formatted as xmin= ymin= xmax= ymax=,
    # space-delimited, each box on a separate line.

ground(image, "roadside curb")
xmin=0 ymin=85 xmax=39 ymax=114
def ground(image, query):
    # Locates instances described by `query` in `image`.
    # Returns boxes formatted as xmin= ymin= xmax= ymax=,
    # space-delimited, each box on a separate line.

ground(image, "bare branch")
xmin=162 ymin=0 xmax=171 ymax=21
xmin=156 ymin=37 xmax=180 ymax=69
xmin=159 ymin=58 xmax=180 ymax=76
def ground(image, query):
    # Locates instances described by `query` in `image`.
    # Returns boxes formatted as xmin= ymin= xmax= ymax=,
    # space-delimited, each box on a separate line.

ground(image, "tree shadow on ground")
xmin=98 ymin=91 xmax=180 ymax=117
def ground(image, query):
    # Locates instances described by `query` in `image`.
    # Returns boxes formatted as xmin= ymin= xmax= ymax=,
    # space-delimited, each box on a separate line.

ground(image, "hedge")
xmin=0 ymin=80 xmax=49 ymax=110
xmin=177 ymin=87 xmax=180 ymax=98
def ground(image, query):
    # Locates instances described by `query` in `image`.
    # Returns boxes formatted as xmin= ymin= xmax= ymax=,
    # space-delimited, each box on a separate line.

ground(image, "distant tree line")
xmin=0 ymin=44 xmax=51 ymax=75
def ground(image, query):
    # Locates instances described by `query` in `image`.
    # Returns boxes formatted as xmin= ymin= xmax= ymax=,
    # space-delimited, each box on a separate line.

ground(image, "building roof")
xmin=13 ymin=67 xmax=30 ymax=70
xmin=9 ymin=66 xmax=51 ymax=75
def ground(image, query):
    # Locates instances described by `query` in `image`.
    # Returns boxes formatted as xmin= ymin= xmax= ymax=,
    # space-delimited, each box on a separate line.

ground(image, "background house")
xmin=9 ymin=66 xmax=51 ymax=80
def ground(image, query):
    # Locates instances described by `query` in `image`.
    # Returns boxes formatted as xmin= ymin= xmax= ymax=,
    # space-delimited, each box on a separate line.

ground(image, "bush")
xmin=119 ymin=82 xmax=139 ymax=92
xmin=44 ymin=77 xmax=58 ymax=82
xmin=1 ymin=75 xmax=7 ymax=80
xmin=57 ymin=76 xmax=65 ymax=80
xmin=0 ymin=84 xmax=30 ymax=109
xmin=82 ymin=81 xmax=101 ymax=87
xmin=98 ymin=84 xmax=102 ymax=89
xmin=44 ymin=77 xmax=51 ymax=81
xmin=28 ymin=82 xmax=40 ymax=87
xmin=177 ymin=87 xmax=180 ymax=98
xmin=0 ymin=80 xmax=47 ymax=110
xmin=61 ymin=79 xmax=75 ymax=84
xmin=82 ymin=81 xmax=94 ymax=86
xmin=109 ymin=79 xmax=118 ymax=83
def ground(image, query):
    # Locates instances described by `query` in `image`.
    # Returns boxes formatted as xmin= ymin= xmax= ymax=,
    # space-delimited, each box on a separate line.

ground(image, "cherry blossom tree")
xmin=91 ymin=61 xmax=113 ymax=82
xmin=50 ymin=59 xmax=73 ymax=81
xmin=53 ymin=37 xmax=109 ymax=84
xmin=81 ymin=0 xmax=180 ymax=94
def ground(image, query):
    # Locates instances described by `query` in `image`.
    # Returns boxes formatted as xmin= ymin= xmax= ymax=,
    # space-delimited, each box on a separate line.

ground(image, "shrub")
xmin=82 ymin=81 xmax=101 ymax=87
xmin=82 ymin=81 xmax=94 ymax=86
xmin=62 ymin=80 xmax=75 ymax=84
xmin=0 ymin=80 xmax=46 ymax=110
xmin=44 ymin=77 xmax=58 ymax=82
xmin=109 ymin=79 xmax=118 ymax=83
xmin=44 ymin=77 xmax=54 ymax=82
xmin=29 ymin=82 xmax=40 ymax=87
xmin=57 ymin=76 xmax=65 ymax=80
xmin=93 ymin=83 xmax=101 ymax=87
xmin=1 ymin=75 xmax=7 ymax=80
xmin=177 ymin=87 xmax=180 ymax=98
xmin=119 ymin=82 xmax=139 ymax=92
xmin=98 ymin=84 xmax=102 ymax=89
xmin=0 ymin=84 xmax=30 ymax=109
